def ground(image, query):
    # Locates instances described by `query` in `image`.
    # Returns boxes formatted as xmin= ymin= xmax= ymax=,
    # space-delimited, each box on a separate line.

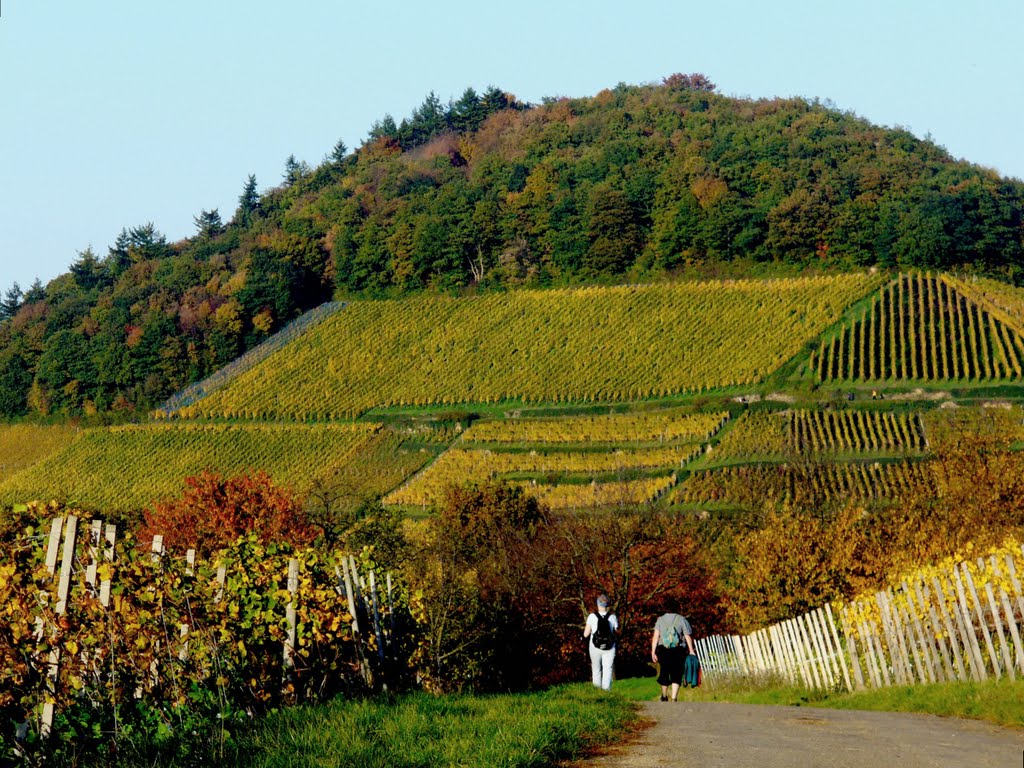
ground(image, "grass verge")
xmin=614 ymin=674 xmax=1024 ymax=730
xmin=221 ymin=685 xmax=638 ymax=768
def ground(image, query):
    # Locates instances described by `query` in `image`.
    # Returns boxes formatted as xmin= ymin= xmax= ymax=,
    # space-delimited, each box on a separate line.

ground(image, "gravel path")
xmin=588 ymin=701 xmax=1023 ymax=768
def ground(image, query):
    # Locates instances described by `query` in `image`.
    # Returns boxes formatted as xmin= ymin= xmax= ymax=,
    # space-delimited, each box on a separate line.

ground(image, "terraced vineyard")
xmin=0 ymin=422 xmax=381 ymax=511
xmin=463 ymin=409 xmax=728 ymax=445
xmin=385 ymin=446 xmax=698 ymax=508
xmin=515 ymin=476 xmax=677 ymax=510
xmin=384 ymin=408 xmax=735 ymax=509
xmin=672 ymin=460 xmax=932 ymax=506
xmin=176 ymin=275 xmax=878 ymax=420
xmin=711 ymin=409 xmax=926 ymax=461
xmin=814 ymin=274 xmax=1024 ymax=382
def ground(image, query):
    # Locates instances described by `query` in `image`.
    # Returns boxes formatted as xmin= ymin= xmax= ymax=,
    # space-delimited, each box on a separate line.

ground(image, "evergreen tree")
xmin=283 ymin=155 xmax=310 ymax=186
xmin=23 ymin=279 xmax=45 ymax=304
xmin=452 ymin=87 xmax=486 ymax=133
xmin=367 ymin=114 xmax=398 ymax=142
xmin=193 ymin=209 xmax=224 ymax=239
xmin=70 ymin=247 xmax=105 ymax=290
xmin=0 ymin=283 xmax=22 ymax=320
xmin=236 ymin=174 xmax=260 ymax=226
xmin=105 ymin=228 xmax=132 ymax=276
xmin=329 ymin=138 xmax=348 ymax=164
xmin=481 ymin=86 xmax=511 ymax=115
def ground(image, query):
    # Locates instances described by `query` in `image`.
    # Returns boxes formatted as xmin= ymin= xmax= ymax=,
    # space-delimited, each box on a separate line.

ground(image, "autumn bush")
xmin=141 ymin=470 xmax=316 ymax=556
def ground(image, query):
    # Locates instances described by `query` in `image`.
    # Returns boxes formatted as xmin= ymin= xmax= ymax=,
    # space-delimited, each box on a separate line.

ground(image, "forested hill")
xmin=1 ymin=74 xmax=1023 ymax=419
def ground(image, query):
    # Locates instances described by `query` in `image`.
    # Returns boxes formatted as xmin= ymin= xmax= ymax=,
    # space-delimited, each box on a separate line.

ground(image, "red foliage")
xmin=141 ymin=470 xmax=315 ymax=555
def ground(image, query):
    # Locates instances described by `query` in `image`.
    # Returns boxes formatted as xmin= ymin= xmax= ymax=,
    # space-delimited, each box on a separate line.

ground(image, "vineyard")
xmin=0 ymin=424 xmax=79 ymax=484
xmin=711 ymin=408 xmax=926 ymax=461
xmin=814 ymin=274 xmax=1024 ymax=383
xmin=671 ymin=460 xmax=932 ymax=506
xmin=0 ymin=422 xmax=383 ymax=511
xmin=174 ymin=275 xmax=878 ymax=419
xmin=385 ymin=446 xmax=698 ymax=509
xmin=462 ymin=409 xmax=728 ymax=445
xmin=514 ymin=476 xmax=677 ymax=509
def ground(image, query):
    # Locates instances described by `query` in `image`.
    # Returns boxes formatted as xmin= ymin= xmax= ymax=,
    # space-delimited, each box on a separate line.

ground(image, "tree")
xmin=193 ymin=208 xmax=223 ymax=239
xmin=451 ymin=87 xmax=486 ymax=133
xmin=106 ymin=223 xmax=172 ymax=266
xmin=584 ymin=183 xmax=643 ymax=274
xmin=23 ymin=279 xmax=45 ymax=304
xmin=283 ymin=154 xmax=310 ymax=186
xmin=69 ymin=248 xmax=105 ymax=291
xmin=235 ymin=173 xmax=260 ymax=225
xmin=481 ymin=85 xmax=511 ymax=114
xmin=0 ymin=283 xmax=22 ymax=320
xmin=329 ymin=138 xmax=348 ymax=164
xmin=367 ymin=114 xmax=398 ymax=142
xmin=662 ymin=72 xmax=717 ymax=92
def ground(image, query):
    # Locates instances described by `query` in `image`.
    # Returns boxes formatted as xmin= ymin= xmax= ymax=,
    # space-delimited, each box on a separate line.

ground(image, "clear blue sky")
xmin=2 ymin=0 xmax=1022 ymax=293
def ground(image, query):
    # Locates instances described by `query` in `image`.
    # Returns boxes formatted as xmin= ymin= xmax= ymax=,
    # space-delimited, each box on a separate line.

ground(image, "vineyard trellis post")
xmin=696 ymin=547 xmax=1024 ymax=696
xmin=18 ymin=520 xmax=399 ymax=745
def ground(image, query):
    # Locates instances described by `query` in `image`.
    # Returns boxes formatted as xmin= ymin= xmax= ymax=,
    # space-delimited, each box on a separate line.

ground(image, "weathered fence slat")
xmin=976 ymin=558 xmax=1014 ymax=681
xmin=959 ymin=564 xmax=1000 ymax=679
xmin=990 ymin=556 xmax=1024 ymax=674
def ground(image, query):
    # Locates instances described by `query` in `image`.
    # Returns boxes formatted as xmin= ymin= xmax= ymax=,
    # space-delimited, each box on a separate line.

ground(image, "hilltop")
xmin=1 ymin=74 xmax=1022 ymax=419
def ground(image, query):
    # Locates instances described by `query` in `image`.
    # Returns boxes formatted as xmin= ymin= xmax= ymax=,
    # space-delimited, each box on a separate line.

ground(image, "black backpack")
xmin=592 ymin=613 xmax=614 ymax=650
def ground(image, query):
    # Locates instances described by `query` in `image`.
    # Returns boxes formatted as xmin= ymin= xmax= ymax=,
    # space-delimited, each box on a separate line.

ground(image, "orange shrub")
xmin=141 ymin=470 xmax=315 ymax=555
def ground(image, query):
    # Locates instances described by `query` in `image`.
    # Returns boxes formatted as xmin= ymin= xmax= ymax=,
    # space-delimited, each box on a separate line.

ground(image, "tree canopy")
xmin=1 ymin=74 xmax=1022 ymax=418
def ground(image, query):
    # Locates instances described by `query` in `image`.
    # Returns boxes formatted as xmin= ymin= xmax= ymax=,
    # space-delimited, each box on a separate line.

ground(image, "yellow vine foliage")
xmin=0 ymin=422 xmax=380 ymax=512
xmin=181 ymin=275 xmax=878 ymax=419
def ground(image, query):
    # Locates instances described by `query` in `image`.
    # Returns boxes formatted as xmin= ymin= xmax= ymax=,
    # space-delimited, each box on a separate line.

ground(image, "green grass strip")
xmin=226 ymin=685 xmax=637 ymax=768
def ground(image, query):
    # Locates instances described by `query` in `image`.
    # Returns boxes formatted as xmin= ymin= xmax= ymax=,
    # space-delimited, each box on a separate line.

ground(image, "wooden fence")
xmin=695 ymin=543 xmax=1024 ymax=691
xmin=24 ymin=514 xmax=394 ymax=741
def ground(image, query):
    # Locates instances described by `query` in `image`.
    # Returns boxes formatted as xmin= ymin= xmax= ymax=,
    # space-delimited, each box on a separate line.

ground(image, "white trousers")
xmin=589 ymin=643 xmax=616 ymax=690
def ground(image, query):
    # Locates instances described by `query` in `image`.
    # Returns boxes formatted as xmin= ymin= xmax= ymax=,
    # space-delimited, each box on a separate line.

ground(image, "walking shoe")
xmin=660 ymin=695 xmax=668 ymax=702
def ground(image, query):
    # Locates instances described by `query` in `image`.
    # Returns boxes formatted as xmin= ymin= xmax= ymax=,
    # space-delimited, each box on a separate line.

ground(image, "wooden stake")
xmin=284 ymin=558 xmax=299 ymax=670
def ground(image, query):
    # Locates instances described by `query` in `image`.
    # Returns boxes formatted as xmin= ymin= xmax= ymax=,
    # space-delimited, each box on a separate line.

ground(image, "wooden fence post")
xmin=284 ymin=558 xmax=299 ymax=671
xmin=41 ymin=515 xmax=78 ymax=739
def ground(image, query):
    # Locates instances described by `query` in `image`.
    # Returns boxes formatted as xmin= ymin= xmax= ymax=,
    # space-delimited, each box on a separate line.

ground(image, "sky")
xmin=1 ymin=0 xmax=1022 ymax=293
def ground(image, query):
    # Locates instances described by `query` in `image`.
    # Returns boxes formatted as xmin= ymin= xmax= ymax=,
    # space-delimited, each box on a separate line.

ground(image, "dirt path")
xmin=589 ymin=701 xmax=1023 ymax=768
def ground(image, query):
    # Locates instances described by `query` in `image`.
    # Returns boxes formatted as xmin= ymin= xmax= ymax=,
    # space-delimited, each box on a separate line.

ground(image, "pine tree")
xmin=193 ymin=209 xmax=224 ymax=239
xmin=23 ymin=279 xmax=45 ymax=304
xmin=236 ymin=174 xmax=259 ymax=226
xmin=283 ymin=155 xmax=310 ymax=186
xmin=329 ymin=138 xmax=348 ymax=164
xmin=0 ymin=283 xmax=22 ymax=320
xmin=70 ymin=247 xmax=105 ymax=290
